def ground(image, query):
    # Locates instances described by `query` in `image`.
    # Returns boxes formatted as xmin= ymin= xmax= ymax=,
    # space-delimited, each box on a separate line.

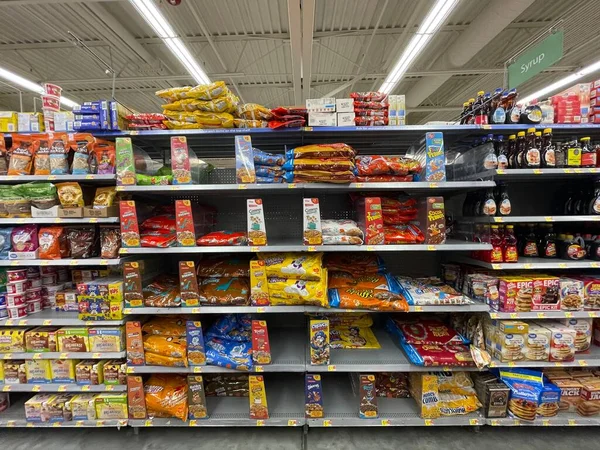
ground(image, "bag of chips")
xmin=93 ymin=187 xmax=117 ymax=208
xmin=356 ymin=155 xmax=421 ymax=176
xmin=282 ymin=158 xmax=355 ymax=172
xmin=328 ymin=287 xmax=409 ymax=311
xmin=195 ymin=111 xmax=234 ymax=128
xmin=257 ymin=252 xmax=324 ymax=281
xmin=70 ymin=133 xmax=95 ymax=175
xmin=38 ymin=226 xmax=63 ymax=260
xmin=145 ymin=352 xmax=187 ymax=367
xmin=141 ymin=214 xmax=176 ymax=232
xmin=236 ymin=103 xmax=273 ymax=121
xmin=156 ymin=86 xmax=192 ymax=102
xmin=12 ymin=225 xmax=38 ymax=252
xmin=65 ymin=227 xmax=96 ymax=258
xmin=144 ymin=335 xmax=187 ymax=358
xmin=284 ymin=170 xmax=355 ymax=184
xmin=205 ymin=337 xmax=252 ymax=371
xmin=196 ymin=231 xmax=247 ymax=246
xmin=328 ymin=271 xmax=401 ymax=292
xmin=325 ymin=253 xmax=385 ymax=274
xmin=383 ymin=224 xmax=425 ymax=244
xmin=234 ymin=119 xmax=268 ymax=128
xmin=144 ymin=374 xmax=188 ymax=421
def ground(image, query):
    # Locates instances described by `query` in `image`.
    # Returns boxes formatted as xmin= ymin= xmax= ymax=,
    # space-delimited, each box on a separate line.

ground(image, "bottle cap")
xmin=543 ymin=128 xmax=552 ymax=134
xmin=477 ymin=91 xmax=485 ymax=96
xmin=463 ymin=102 xmax=469 ymax=107
xmin=509 ymin=134 xmax=516 ymax=139
xmin=506 ymin=225 xmax=514 ymax=229
xmin=535 ymin=132 xmax=542 ymax=136
xmin=581 ymin=137 xmax=591 ymax=141
xmin=517 ymin=131 xmax=525 ymax=137
xmin=527 ymin=127 xmax=536 ymax=133
xmin=468 ymin=98 xmax=475 ymax=103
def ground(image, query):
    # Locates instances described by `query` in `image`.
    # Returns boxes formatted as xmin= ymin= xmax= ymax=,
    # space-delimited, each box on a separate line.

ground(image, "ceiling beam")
xmin=287 ymin=0 xmax=302 ymax=104
xmin=0 ymin=0 xmax=124 ymax=5
xmin=301 ymin=0 xmax=315 ymax=101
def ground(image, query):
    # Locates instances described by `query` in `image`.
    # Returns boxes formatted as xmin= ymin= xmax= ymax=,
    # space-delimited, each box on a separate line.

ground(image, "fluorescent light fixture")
xmin=0 ymin=67 xmax=78 ymax=109
xmin=129 ymin=0 xmax=211 ymax=85
xmin=379 ymin=0 xmax=460 ymax=94
xmin=520 ymin=59 xmax=600 ymax=104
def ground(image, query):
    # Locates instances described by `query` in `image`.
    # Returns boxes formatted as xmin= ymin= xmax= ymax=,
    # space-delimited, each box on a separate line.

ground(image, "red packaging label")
xmin=252 ymin=320 xmax=272 ymax=365
xmin=175 ymin=200 xmax=196 ymax=247
xmin=170 ymin=136 xmax=192 ymax=184
xmin=120 ymin=201 xmax=140 ymax=247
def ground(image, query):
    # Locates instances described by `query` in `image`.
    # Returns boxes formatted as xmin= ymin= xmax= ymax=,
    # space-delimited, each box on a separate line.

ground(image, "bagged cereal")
xmin=93 ymin=187 xmax=117 ymax=208
xmin=257 ymin=253 xmax=324 ymax=281
xmin=144 ymin=374 xmax=188 ymax=421
xmin=142 ymin=317 xmax=187 ymax=337
xmin=196 ymin=257 xmax=250 ymax=278
xmin=56 ymin=182 xmax=84 ymax=208
xmin=199 ymin=277 xmax=249 ymax=305
xmin=144 ymin=335 xmax=187 ymax=358
xmin=156 ymin=86 xmax=192 ymax=102
xmin=267 ymin=275 xmax=328 ymax=307
xmin=328 ymin=287 xmax=409 ymax=311
xmin=236 ymin=103 xmax=273 ymax=121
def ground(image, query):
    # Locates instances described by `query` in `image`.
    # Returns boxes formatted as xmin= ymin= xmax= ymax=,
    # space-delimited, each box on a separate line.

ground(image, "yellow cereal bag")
xmin=187 ymin=81 xmax=228 ymax=101
xmin=438 ymin=392 xmax=481 ymax=415
xmin=257 ymin=253 xmax=324 ymax=281
xmin=267 ymin=271 xmax=328 ymax=307
xmin=330 ymin=325 xmax=380 ymax=349
xmin=156 ymin=86 xmax=192 ymax=102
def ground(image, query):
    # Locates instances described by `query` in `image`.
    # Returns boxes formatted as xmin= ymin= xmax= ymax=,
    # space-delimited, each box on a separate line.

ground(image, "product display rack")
xmin=0 ymin=310 xmax=125 ymax=326
xmin=0 ymin=258 xmax=124 ymax=267
xmin=452 ymin=255 xmax=600 ymax=270
xmin=0 ymin=352 xmax=126 ymax=360
xmin=0 ymin=384 xmax=127 ymax=393
xmin=468 ymin=215 xmax=600 ymax=223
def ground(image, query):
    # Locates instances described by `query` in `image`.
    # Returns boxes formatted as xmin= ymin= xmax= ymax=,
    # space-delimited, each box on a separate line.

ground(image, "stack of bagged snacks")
xmin=125 ymin=113 xmax=167 ymax=131
xmin=142 ymin=317 xmax=187 ymax=367
xmin=234 ymin=103 xmax=272 ymax=128
xmin=379 ymin=197 xmax=425 ymax=245
xmin=196 ymin=256 xmax=250 ymax=306
xmin=204 ymin=314 xmax=253 ymax=371
xmin=325 ymin=253 xmax=409 ymax=311
xmin=351 ymin=92 xmax=389 ymax=126
xmin=253 ymin=252 xmax=328 ymax=307
xmin=321 ymin=219 xmax=364 ymax=245
xmin=398 ymin=276 xmax=470 ymax=305
xmin=355 ymin=155 xmax=421 ymax=182
xmin=253 ymin=148 xmax=285 ymax=183
xmin=283 ymin=144 xmax=356 ymax=184
xmin=144 ymin=374 xmax=188 ymax=420
xmin=268 ymin=106 xmax=307 ymax=129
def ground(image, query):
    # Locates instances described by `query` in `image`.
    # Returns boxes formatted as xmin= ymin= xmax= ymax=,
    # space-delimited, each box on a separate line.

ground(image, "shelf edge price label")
xmin=288 ymin=419 xmax=298 ymax=426
xmin=558 ymin=263 xmax=567 ymax=268
xmin=588 ymin=312 xmax=598 ymax=318
xmin=469 ymin=418 xmax=479 ymax=426
xmin=126 ymin=367 xmax=135 ymax=374
xmin=255 ymin=366 xmax=264 ymax=372
xmin=513 ymin=419 xmax=520 ymax=426
xmin=191 ymin=308 xmax=201 ymax=313
xmin=579 ymin=360 xmax=588 ymax=367
xmin=189 ymin=420 xmax=197 ymax=427
xmin=60 ymin=353 xmax=69 ymax=359
xmin=554 ymin=362 xmax=563 ymax=367
xmin=307 ymin=246 xmax=316 ymax=252
xmin=591 ymin=262 xmax=600 ymax=268
xmin=509 ymin=313 xmax=518 ymax=319
xmin=544 ymin=216 xmax=552 ymax=222
xmin=536 ymin=312 xmax=546 ymax=319
xmin=33 ymin=353 xmax=42 ymax=360
xmin=42 ymin=320 xmax=52 ymax=325
xmin=568 ymin=419 xmax=577 ymax=426
xmin=2 ymin=385 xmax=10 ymax=392
xmin=508 ymin=361 xmax=515 ymax=367
xmin=492 ymin=264 xmax=501 ymax=270
xmin=75 ymin=421 xmax=84 ymax=427
xmin=381 ymin=419 xmax=390 ymax=426
xmin=97 ymin=420 xmax=106 ymax=427
xmin=193 ymin=366 xmax=203 ymax=373
xmin=414 ymin=306 xmax=423 ymax=312
xmin=256 ymin=420 xmax=265 ymax=427
xmin=496 ymin=169 xmax=505 ymax=175
xmin=542 ymin=419 xmax=550 ymax=426
xmin=522 ymin=263 xmax=532 ymax=269
xmin=428 ymin=182 xmax=438 ymax=188
xmin=287 ymin=183 xmax=296 ymax=189
xmin=250 ymin=246 xmax=260 ymax=252
xmin=366 ymin=246 xmax=375 ymax=251
xmin=427 ymin=245 xmax=436 ymax=251
xmin=532 ymin=169 xmax=542 ymax=175
xmin=424 ymin=419 xmax=433 ymax=426
xmin=32 ymin=385 xmax=41 ymax=392
xmin=564 ymin=312 xmax=573 ymax=318
xmin=490 ymin=419 xmax=499 ymax=426
xmin=2 ymin=354 xmax=11 ymax=360
xmin=58 ymin=385 xmax=67 ymax=392
xmin=6 ymin=420 xmax=16 ymax=427
xmin=26 ymin=422 xmax=34 ymax=428
xmin=52 ymin=422 xmax=62 ymax=428
xmin=323 ymin=419 xmax=332 ymax=427
xmin=354 ymin=183 xmax=364 ymax=188
xmin=494 ymin=217 xmax=503 ymax=223
xmin=327 ymin=365 xmax=336 ymax=372
xmin=82 ymin=385 xmax=91 ymax=391
xmin=144 ymin=419 xmax=153 ymax=427
xmin=92 ymin=353 xmax=101 ymax=358
xmin=256 ymin=307 xmax=265 ymax=313
xmin=489 ymin=313 xmax=498 ymax=319
xmin=123 ymin=309 xmax=132 ymax=315
xmin=238 ymin=184 xmax=247 ymax=190
xmin=106 ymin=385 xmax=114 ymax=391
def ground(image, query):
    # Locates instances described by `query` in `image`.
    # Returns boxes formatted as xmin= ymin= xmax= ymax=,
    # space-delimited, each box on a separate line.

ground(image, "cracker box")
xmin=418 ymin=197 xmax=446 ymax=244
xmin=0 ymin=328 xmax=26 ymax=352
xmin=306 ymin=98 xmax=336 ymax=113
xmin=250 ymin=260 xmax=269 ymax=306
xmin=188 ymin=375 xmax=208 ymax=420
xmin=76 ymin=360 xmax=105 ymax=385
xmin=309 ymin=319 xmax=330 ymax=365
xmin=531 ymin=275 xmax=560 ymax=310
xmin=171 ymin=136 xmax=192 ymax=185
xmin=115 ymin=137 xmax=136 ymax=186
xmin=248 ymin=375 xmax=269 ymax=419
xmin=178 ymin=261 xmax=200 ymax=307
xmin=103 ymin=360 xmax=125 ymax=385
xmin=553 ymin=378 xmax=582 ymax=413
xmin=524 ymin=324 xmax=550 ymax=361
xmin=305 ymin=374 xmax=324 ymax=418
xmin=120 ymin=201 xmax=141 ymax=248
xmin=25 ymin=359 xmax=52 ymax=383
xmin=175 ymin=200 xmax=196 ymax=247
xmin=560 ymin=318 xmax=592 ymax=353
xmin=543 ymin=323 xmax=576 ymax=362
xmin=95 ymin=392 xmax=128 ymax=419
xmin=424 ymin=132 xmax=446 ymax=182
xmin=186 ymin=321 xmax=206 ymax=367
xmin=4 ymin=361 xmax=26 ymax=384
xmin=494 ymin=331 xmax=525 ymax=363
xmin=577 ymin=383 xmax=600 ymax=417
xmin=25 ymin=327 xmax=59 ymax=352
xmin=252 ymin=320 xmax=271 ymax=365
xmin=57 ymin=328 xmax=89 ymax=352
xmin=303 ymin=198 xmax=322 ymax=245
xmin=89 ymin=327 xmax=124 ymax=353
xmin=247 ymin=199 xmax=267 ymax=246
xmin=25 ymin=394 xmax=56 ymax=422
xmin=51 ymin=359 xmax=77 ymax=383
xmin=126 ymin=321 xmax=145 ymax=366
xmin=359 ymin=374 xmax=378 ymax=419
xmin=408 ymin=372 xmax=439 ymax=419
xmin=127 ymin=375 xmax=147 ymax=419
xmin=560 ymin=278 xmax=584 ymax=311
xmin=354 ymin=197 xmax=384 ymax=245
xmin=235 ymin=135 xmax=256 ymax=183
xmin=69 ymin=394 xmax=99 ymax=420
xmin=123 ymin=262 xmax=144 ymax=308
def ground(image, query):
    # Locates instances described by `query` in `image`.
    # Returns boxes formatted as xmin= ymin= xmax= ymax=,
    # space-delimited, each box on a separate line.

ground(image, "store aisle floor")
xmin=0 ymin=427 xmax=598 ymax=450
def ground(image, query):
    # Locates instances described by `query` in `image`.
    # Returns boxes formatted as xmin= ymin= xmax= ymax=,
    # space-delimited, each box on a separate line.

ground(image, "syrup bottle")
xmin=503 ymin=225 xmax=518 ymax=263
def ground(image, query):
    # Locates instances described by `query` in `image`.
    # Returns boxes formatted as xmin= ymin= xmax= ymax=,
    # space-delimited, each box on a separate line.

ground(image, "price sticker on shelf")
xmin=115 ymin=186 xmax=124 ymax=192
xmin=544 ymin=216 xmax=553 ymax=222
xmin=3 ymin=354 xmax=12 ymax=360
xmin=428 ymin=182 xmax=438 ymax=188
xmin=47 ymin=175 xmax=57 ymax=180
xmin=523 ymin=263 xmax=532 ymax=269
xmin=144 ymin=420 xmax=153 ymax=427
xmin=4 ymin=320 xmax=13 ymax=326
xmin=354 ymin=183 xmax=364 ymax=188
xmin=52 ymin=422 xmax=62 ymax=428
xmin=10 ymin=261 xmax=18 ymax=266
xmin=59 ymin=353 xmax=69 ymax=359
xmin=42 ymin=320 xmax=52 ymax=325
xmin=424 ymin=419 xmax=434 ymax=426
xmin=193 ymin=366 xmax=203 ymax=373
xmin=53 ymin=218 xmax=63 ymax=224
xmin=92 ymin=353 xmax=101 ymax=358
xmin=588 ymin=312 xmax=598 ymax=318
xmin=82 ymin=385 xmax=91 ymax=391
xmin=106 ymin=385 xmax=115 ymax=391
xmin=563 ymin=168 xmax=574 ymax=174
xmin=532 ymin=169 xmax=542 ymax=175
xmin=69 ymin=260 xmax=79 ymax=266
xmin=40 ymin=260 xmax=50 ymax=266
xmin=574 ymin=168 xmax=584 ymax=174
xmin=255 ymin=366 xmax=264 ymax=373
xmin=97 ymin=420 xmax=107 ymax=427
xmin=536 ymin=312 xmax=546 ymax=319
xmin=89 ymin=218 xmax=98 ymax=224
xmin=58 ymin=385 xmax=67 ymax=392
xmin=251 ymin=246 xmax=260 ymax=252
xmin=469 ymin=419 xmax=480 ymax=426
xmin=568 ymin=419 xmax=577 ymax=426
xmin=6 ymin=420 xmax=16 ymax=428
xmin=381 ymin=419 xmax=391 ymax=426
xmin=591 ymin=262 xmax=600 ymax=268
xmin=191 ymin=308 xmax=201 ymax=313
xmin=323 ymin=420 xmax=332 ymax=427
xmin=256 ymin=420 xmax=265 ymax=427
xmin=2 ymin=385 xmax=10 ymax=392
xmin=287 ymin=183 xmax=296 ymax=189
xmin=494 ymin=217 xmax=503 ymax=223
xmin=579 ymin=360 xmax=588 ymax=367
xmin=126 ymin=367 xmax=135 ymax=374
xmin=327 ymin=365 xmax=336 ymax=372
xmin=508 ymin=361 xmax=516 ymax=367
xmin=509 ymin=313 xmax=518 ymax=319
xmin=366 ymin=246 xmax=376 ymax=251
xmin=123 ymin=309 xmax=132 ymax=315
xmin=26 ymin=422 xmax=34 ymax=428
xmin=492 ymin=264 xmax=501 ymax=270
xmin=32 ymin=385 xmax=41 ymax=392
xmin=188 ymin=420 xmax=198 ymax=427
xmin=489 ymin=313 xmax=498 ymax=319
xmin=129 ymin=131 xmax=139 ymax=136
xmin=120 ymin=248 xmax=129 ymax=254
xmin=482 ymin=124 xmax=491 ymax=130
xmin=496 ymin=169 xmax=505 ymax=175
xmin=33 ymin=353 xmax=42 ymax=360
xmin=427 ymin=245 xmax=436 ymax=251
xmin=256 ymin=307 xmax=266 ymax=313
xmin=490 ymin=419 xmax=499 ymax=426
xmin=541 ymin=419 xmax=551 ymax=426
xmin=17 ymin=319 xmax=27 ymax=326
xmin=565 ymin=312 xmax=573 ymax=318
xmin=442 ymin=366 xmax=452 ymax=372
xmin=288 ymin=420 xmax=298 ymax=426
xmin=554 ymin=362 xmax=564 ymax=367
xmin=414 ymin=306 xmax=423 ymax=312
xmin=16 ymin=218 xmax=26 ymax=224
xmin=307 ymin=246 xmax=316 ymax=252
xmin=238 ymin=184 xmax=247 ymax=190
xmin=75 ymin=421 xmax=85 ymax=427
xmin=513 ymin=419 xmax=521 ymax=426
xmin=558 ymin=263 xmax=568 ymax=268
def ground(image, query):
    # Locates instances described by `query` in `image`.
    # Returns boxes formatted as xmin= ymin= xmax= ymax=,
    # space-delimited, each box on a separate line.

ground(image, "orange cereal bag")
xmin=9 ymin=134 xmax=38 ymax=175
xmin=38 ymin=226 xmax=63 ymax=260
xmin=144 ymin=374 xmax=188 ymax=420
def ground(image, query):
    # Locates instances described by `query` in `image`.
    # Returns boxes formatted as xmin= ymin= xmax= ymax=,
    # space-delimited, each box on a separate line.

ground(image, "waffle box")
xmin=498 ymin=277 xmax=533 ymax=313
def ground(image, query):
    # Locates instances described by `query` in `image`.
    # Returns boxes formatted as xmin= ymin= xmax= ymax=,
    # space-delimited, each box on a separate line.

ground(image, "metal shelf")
xmin=130 ymin=377 xmax=305 ymax=427
xmin=463 ymin=167 xmax=600 ymax=181
xmin=488 ymin=346 xmax=600 ymax=369
xmin=1 ymin=383 xmax=126 ymax=393
xmin=124 ymin=306 xmax=308 ymax=315
xmin=0 ymin=175 xmax=115 ymax=183
xmin=0 ymin=217 xmax=119 ymax=225
xmin=0 ymin=310 xmax=125 ymax=326
xmin=0 ymin=258 xmax=123 ymax=266
xmin=452 ymin=255 xmax=600 ymax=270
xmin=467 ymin=215 xmax=600 ymax=223
xmin=487 ymin=413 xmax=600 ymax=426
xmin=306 ymin=304 xmax=490 ymax=314
xmin=121 ymin=240 xmax=492 ymax=255
xmin=0 ymin=352 xmax=125 ymax=360
xmin=489 ymin=311 xmax=600 ymax=319
xmin=127 ymin=328 xmax=305 ymax=374
xmin=307 ymin=374 xmax=483 ymax=427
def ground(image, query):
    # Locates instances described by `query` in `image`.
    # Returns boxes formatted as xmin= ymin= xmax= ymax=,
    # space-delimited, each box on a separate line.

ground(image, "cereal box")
xmin=25 ymin=327 xmax=59 ymax=352
xmin=186 ymin=321 xmax=206 ymax=366
xmin=524 ymin=324 xmax=550 ymax=361
xmin=560 ymin=278 xmax=584 ymax=311
xmin=303 ymin=198 xmax=322 ymax=245
xmin=408 ymin=372 xmax=439 ymax=419
xmin=418 ymin=197 xmax=446 ymax=245
xmin=531 ymin=275 xmax=560 ymax=310
xmin=0 ymin=328 xmax=26 ymax=352
xmin=247 ymin=199 xmax=267 ymax=246
xmin=249 ymin=375 xmax=269 ymax=419
xmin=57 ymin=328 xmax=89 ymax=352
xmin=574 ymin=276 xmax=600 ymax=310
xmin=120 ymin=201 xmax=140 ymax=248
xmin=103 ymin=360 xmax=125 ymax=385
xmin=188 ymin=375 xmax=208 ymax=420
xmin=250 ymin=260 xmax=269 ymax=306
xmin=543 ymin=323 xmax=576 ymax=362
xmin=50 ymin=359 xmax=77 ymax=383
xmin=123 ymin=262 xmax=144 ymax=308
xmin=560 ymin=318 xmax=592 ymax=353
xmin=309 ymin=319 xmax=330 ymax=365
xmin=252 ymin=320 xmax=271 ymax=365
xmin=25 ymin=394 xmax=56 ymax=422
xmin=126 ymin=321 xmax=145 ymax=366
xmin=355 ymin=197 xmax=384 ymax=245
xmin=68 ymin=394 xmax=99 ymax=420
xmin=76 ymin=360 xmax=105 ymax=385
xmin=89 ymin=327 xmax=124 ymax=353
xmin=115 ymin=137 xmax=136 ymax=186
xmin=95 ymin=393 xmax=128 ymax=419
xmin=424 ymin=132 xmax=446 ymax=182
xmin=179 ymin=261 xmax=200 ymax=307
xmin=171 ymin=136 xmax=192 ymax=185
xmin=359 ymin=374 xmax=378 ymax=419
xmin=25 ymin=360 xmax=52 ymax=383
xmin=305 ymin=374 xmax=324 ymax=418
xmin=175 ymin=200 xmax=196 ymax=247
xmin=127 ymin=375 xmax=147 ymax=419
xmin=235 ymin=135 xmax=256 ymax=183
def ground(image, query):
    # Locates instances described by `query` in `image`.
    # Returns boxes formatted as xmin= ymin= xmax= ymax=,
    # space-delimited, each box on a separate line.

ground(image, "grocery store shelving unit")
xmin=0 ymin=310 xmax=125 ymax=326
xmin=0 ymin=218 xmax=119 ymax=225
xmin=0 ymin=258 xmax=124 ymax=267
xmin=451 ymin=255 xmax=600 ymax=270
xmin=467 ymin=215 xmax=600 ymax=223
xmin=0 ymin=384 xmax=126 ymax=393
xmin=0 ymin=352 xmax=125 ymax=360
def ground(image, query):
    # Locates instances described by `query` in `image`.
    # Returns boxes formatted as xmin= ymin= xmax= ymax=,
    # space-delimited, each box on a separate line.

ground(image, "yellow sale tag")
xmin=424 ymin=419 xmax=433 ymax=426
xmin=588 ymin=312 xmax=598 ymax=318
xmin=490 ymin=419 xmax=499 ymax=426
xmin=251 ymin=247 xmax=260 ymax=252
xmin=2 ymin=385 xmax=10 ymax=392
xmin=5 ymin=320 xmax=13 ymax=326
xmin=33 ymin=353 xmax=42 ymax=360
xmin=92 ymin=353 xmax=101 ymax=358
xmin=508 ymin=362 xmax=515 ymax=367
xmin=542 ymin=419 xmax=550 ymax=426
xmin=6 ymin=420 xmax=16 ymax=427
xmin=10 ymin=261 xmax=18 ymax=266
xmin=145 ymin=420 xmax=153 ymax=427
xmin=509 ymin=313 xmax=517 ymax=319
xmin=106 ymin=385 xmax=114 ymax=391
xmin=554 ymin=362 xmax=563 ymax=367
xmin=32 ymin=385 xmax=41 ymax=392
xmin=381 ymin=419 xmax=390 ymax=426
xmin=591 ymin=262 xmax=600 ymax=268
xmin=490 ymin=313 xmax=498 ymax=319
xmin=75 ymin=421 xmax=84 ymax=427
xmin=323 ymin=420 xmax=332 ymax=427
xmin=366 ymin=246 xmax=375 ymax=251
xmin=42 ymin=320 xmax=52 ymax=325
xmin=193 ymin=367 xmax=203 ymax=373
xmin=496 ymin=169 xmax=505 ymax=175
xmin=256 ymin=420 xmax=265 ymax=426
xmin=532 ymin=169 xmax=542 ymax=174
xmin=82 ymin=385 xmax=91 ymax=391
xmin=256 ymin=307 xmax=265 ymax=313
xmin=565 ymin=312 xmax=573 ymax=318
xmin=558 ymin=263 xmax=567 ymax=268
xmin=18 ymin=320 xmax=27 ymax=326
xmin=523 ymin=264 xmax=532 ymax=269
xmin=492 ymin=264 xmax=501 ymax=270
xmin=544 ymin=216 xmax=552 ymax=222
xmin=255 ymin=366 xmax=264 ymax=372
xmin=579 ymin=360 xmax=588 ymax=367
xmin=568 ymin=419 xmax=577 ymax=426
xmin=89 ymin=218 xmax=98 ymax=223
xmin=469 ymin=419 xmax=479 ymax=425
xmin=536 ymin=313 xmax=546 ymax=319
xmin=427 ymin=245 xmax=436 ymax=251
xmin=287 ymin=184 xmax=296 ymax=189
xmin=126 ymin=367 xmax=135 ymax=374
xmin=414 ymin=306 xmax=423 ymax=312
xmin=428 ymin=183 xmax=438 ymax=188
xmin=191 ymin=308 xmax=201 ymax=313
xmin=189 ymin=420 xmax=198 ymax=427
xmin=60 ymin=353 xmax=69 ymax=359
xmin=238 ymin=184 xmax=247 ymax=190
xmin=327 ymin=365 xmax=336 ymax=372
xmin=288 ymin=420 xmax=298 ymax=426
xmin=3 ymin=354 xmax=11 ymax=360
xmin=494 ymin=217 xmax=503 ymax=223
xmin=52 ymin=422 xmax=61 ymax=427
xmin=58 ymin=385 xmax=67 ymax=392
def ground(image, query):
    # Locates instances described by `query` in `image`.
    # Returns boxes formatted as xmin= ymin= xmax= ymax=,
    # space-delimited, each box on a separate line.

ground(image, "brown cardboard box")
xmin=554 ymin=378 xmax=582 ymax=413
xmin=126 ymin=321 xmax=144 ymax=366
xmin=83 ymin=205 xmax=119 ymax=218
xmin=58 ymin=207 xmax=84 ymax=218
xmin=578 ymin=382 xmax=600 ymax=416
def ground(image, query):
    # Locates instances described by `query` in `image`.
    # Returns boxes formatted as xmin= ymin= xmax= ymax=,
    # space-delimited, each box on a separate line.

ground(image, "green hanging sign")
xmin=508 ymin=30 xmax=564 ymax=89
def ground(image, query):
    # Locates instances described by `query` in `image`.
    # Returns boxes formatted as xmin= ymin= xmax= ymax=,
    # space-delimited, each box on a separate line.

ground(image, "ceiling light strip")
xmin=0 ymin=67 xmax=78 ymax=109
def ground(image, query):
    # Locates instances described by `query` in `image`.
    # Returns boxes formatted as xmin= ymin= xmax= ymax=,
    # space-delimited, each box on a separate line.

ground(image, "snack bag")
xmin=330 ymin=325 xmax=380 ymax=349
xmin=9 ymin=134 xmax=38 ymax=175
xmin=235 ymin=135 xmax=255 ymax=183
xmin=236 ymin=103 xmax=273 ymax=121
xmin=267 ymin=275 xmax=328 ymax=307
xmin=94 ymin=140 xmax=116 ymax=175
xmin=196 ymin=231 xmax=247 ymax=246
xmin=186 ymin=81 xmax=228 ymax=100
xmin=93 ymin=187 xmax=117 ymax=208
xmin=156 ymin=86 xmax=192 ymax=102
xmin=142 ymin=317 xmax=187 ymax=337
xmin=49 ymin=133 xmax=70 ymax=175
xmin=257 ymin=253 xmax=324 ymax=281
xmin=33 ymin=134 xmax=50 ymax=175
xmin=286 ymin=143 xmax=355 ymax=159
xmin=70 ymin=133 xmax=95 ymax=175
xmin=170 ymin=136 xmax=192 ymax=185
xmin=38 ymin=227 xmax=63 ymax=260
xmin=144 ymin=374 xmax=188 ymax=421
xmin=56 ymin=182 xmax=84 ymax=208
xmin=199 ymin=277 xmax=249 ymax=305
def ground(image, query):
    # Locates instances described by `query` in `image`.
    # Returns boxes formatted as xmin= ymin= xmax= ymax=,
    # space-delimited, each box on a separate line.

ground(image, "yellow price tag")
xmin=591 ymin=262 xmax=600 ymax=268
xmin=170 ymin=186 xmax=180 ymax=191
xmin=532 ymin=169 xmax=542 ymax=174
xmin=58 ymin=385 xmax=67 ymax=392
xmin=414 ymin=306 xmax=423 ymax=312
xmin=354 ymin=183 xmax=364 ymax=188
xmin=40 ymin=261 xmax=49 ymax=266
xmin=494 ymin=217 xmax=503 ymax=223
xmin=238 ymin=184 xmax=247 ymax=190
xmin=42 ymin=320 xmax=52 ymax=325
xmin=18 ymin=319 xmax=27 ymax=325
xmin=123 ymin=309 xmax=132 ymax=315
xmin=554 ymin=362 xmax=563 ymax=367
xmin=6 ymin=420 xmax=16 ymax=427
xmin=53 ymin=218 xmax=62 ymax=224
xmin=144 ymin=419 xmax=153 ymax=427
xmin=191 ymin=308 xmax=201 ymax=313
xmin=442 ymin=367 xmax=452 ymax=372
xmin=189 ymin=420 xmax=198 ymax=427
xmin=558 ymin=263 xmax=567 ymax=268
xmin=588 ymin=312 xmax=598 ymax=318
xmin=565 ymin=312 xmax=573 ymax=318
xmin=5 ymin=320 xmax=13 ymax=326
xmin=126 ymin=367 xmax=135 ymax=374
xmin=82 ymin=385 xmax=91 ymax=391
xmin=60 ymin=353 xmax=69 ymax=359
xmin=26 ymin=422 xmax=34 ymax=428
xmin=32 ymin=385 xmax=41 ymax=392
xmin=288 ymin=420 xmax=298 ymax=426
xmin=256 ymin=420 xmax=265 ymax=426
xmin=2 ymin=385 xmax=10 ymax=392
xmin=427 ymin=245 xmax=436 ymax=251
xmin=568 ymin=419 xmax=577 ymax=426
xmin=366 ymin=246 xmax=375 ymax=251
xmin=307 ymin=246 xmax=316 ymax=252
xmin=287 ymin=183 xmax=296 ymax=189
xmin=424 ymin=419 xmax=433 ymax=426
xmin=469 ymin=418 xmax=479 ymax=425
xmin=492 ymin=264 xmax=501 ymax=270
xmin=509 ymin=313 xmax=518 ymax=319
xmin=69 ymin=260 xmax=79 ymax=266
xmin=489 ymin=313 xmax=498 ymax=319
xmin=428 ymin=182 xmax=438 ymax=188
xmin=523 ymin=264 xmax=532 ymax=269
xmin=513 ymin=419 xmax=520 ymax=426
xmin=106 ymin=385 xmax=114 ymax=391
xmin=251 ymin=247 xmax=260 ymax=252
xmin=96 ymin=420 xmax=106 ymax=427
xmin=120 ymin=248 xmax=129 ymax=254
xmin=490 ymin=419 xmax=499 ymax=426
xmin=381 ymin=419 xmax=390 ymax=426
xmin=579 ymin=360 xmax=588 ymax=367
xmin=536 ymin=312 xmax=546 ymax=319
xmin=482 ymin=124 xmax=491 ymax=130
xmin=2 ymin=354 xmax=12 ymax=360
xmin=574 ymin=168 xmax=584 ymax=174
xmin=33 ymin=353 xmax=42 ymax=360
xmin=563 ymin=168 xmax=574 ymax=174
xmin=542 ymin=419 xmax=550 ymax=426
xmin=508 ymin=361 xmax=515 ymax=367
xmin=115 ymin=186 xmax=124 ymax=192
xmin=496 ymin=169 xmax=505 ymax=175
xmin=193 ymin=366 xmax=203 ymax=373
xmin=255 ymin=366 xmax=264 ymax=372
xmin=544 ymin=216 xmax=552 ymax=222
xmin=10 ymin=261 xmax=18 ymax=266
xmin=92 ymin=353 xmax=101 ymax=358
xmin=89 ymin=218 xmax=98 ymax=223
xmin=327 ymin=365 xmax=336 ymax=371
xmin=129 ymin=130 xmax=139 ymax=136
xmin=75 ymin=421 xmax=84 ymax=427
xmin=52 ymin=422 xmax=62 ymax=427
xmin=256 ymin=307 xmax=265 ymax=313
xmin=323 ymin=419 xmax=332 ymax=427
